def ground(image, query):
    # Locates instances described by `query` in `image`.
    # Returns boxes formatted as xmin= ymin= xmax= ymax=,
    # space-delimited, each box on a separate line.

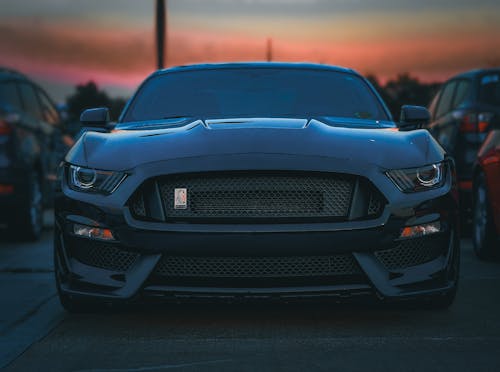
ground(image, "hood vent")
xmin=205 ymin=118 xmax=308 ymax=130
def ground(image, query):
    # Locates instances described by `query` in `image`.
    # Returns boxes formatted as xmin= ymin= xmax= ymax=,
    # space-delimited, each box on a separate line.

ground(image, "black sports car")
xmin=54 ymin=63 xmax=460 ymax=311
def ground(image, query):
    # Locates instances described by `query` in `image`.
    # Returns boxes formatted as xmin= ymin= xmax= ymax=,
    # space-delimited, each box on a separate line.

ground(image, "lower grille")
xmin=374 ymin=236 xmax=447 ymax=271
xmin=67 ymin=238 xmax=139 ymax=272
xmin=153 ymin=254 xmax=361 ymax=278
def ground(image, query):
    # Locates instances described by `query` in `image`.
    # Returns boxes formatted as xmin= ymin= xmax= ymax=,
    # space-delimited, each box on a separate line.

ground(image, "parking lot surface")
xmin=1 ymin=223 xmax=500 ymax=371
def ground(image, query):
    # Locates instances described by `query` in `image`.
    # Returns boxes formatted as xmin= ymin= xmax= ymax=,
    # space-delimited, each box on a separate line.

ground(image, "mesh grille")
xmin=153 ymin=254 xmax=361 ymax=278
xmin=130 ymin=193 xmax=146 ymax=217
xmin=374 ymin=236 xmax=447 ymax=270
xmin=158 ymin=173 xmax=354 ymax=221
xmin=68 ymin=238 xmax=139 ymax=272
xmin=367 ymin=192 xmax=382 ymax=216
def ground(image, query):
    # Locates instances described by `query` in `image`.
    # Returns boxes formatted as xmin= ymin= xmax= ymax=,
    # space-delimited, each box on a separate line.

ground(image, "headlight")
xmin=386 ymin=162 xmax=446 ymax=193
xmin=68 ymin=165 xmax=126 ymax=194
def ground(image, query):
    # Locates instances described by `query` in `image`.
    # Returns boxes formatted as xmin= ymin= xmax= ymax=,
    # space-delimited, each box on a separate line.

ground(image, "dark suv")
xmin=0 ymin=68 xmax=67 ymax=240
xmin=426 ymin=68 xmax=500 ymax=220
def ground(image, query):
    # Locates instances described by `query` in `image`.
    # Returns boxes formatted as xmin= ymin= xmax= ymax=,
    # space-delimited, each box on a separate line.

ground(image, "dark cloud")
xmin=1 ymin=0 xmax=498 ymax=21
xmin=170 ymin=0 xmax=500 ymax=16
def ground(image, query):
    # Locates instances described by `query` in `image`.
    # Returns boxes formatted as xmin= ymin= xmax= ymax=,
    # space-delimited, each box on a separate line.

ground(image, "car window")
xmin=0 ymin=81 xmax=23 ymax=112
xmin=452 ymin=80 xmax=471 ymax=108
xmin=479 ymin=74 xmax=500 ymax=106
xmin=19 ymin=83 xmax=42 ymax=120
xmin=435 ymin=81 xmax=457 ymax=119
xmin=122 ymin=68 xmax=390 ymax=124
xmin=37 ymin=88 xmax=60 ymax=126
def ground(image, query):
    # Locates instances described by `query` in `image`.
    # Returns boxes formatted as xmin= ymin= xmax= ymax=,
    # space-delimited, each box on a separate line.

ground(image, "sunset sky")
xmin=1 ymin=0 xmax=500 ymax=102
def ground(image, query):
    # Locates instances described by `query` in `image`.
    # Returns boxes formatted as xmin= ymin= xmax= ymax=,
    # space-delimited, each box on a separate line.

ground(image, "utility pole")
xmin=156 ymin=0 xmax=167 ymax=69
xmin=266 ymin=37 xmax=273 ymax=62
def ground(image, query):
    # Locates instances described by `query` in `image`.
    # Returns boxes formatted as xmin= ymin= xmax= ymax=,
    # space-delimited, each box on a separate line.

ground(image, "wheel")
xmin=472 ymin=172 xmax=498 ymax=260
xmin=424 ymin=231 xmax=460 ymax=310
xmin=403 ymin=286 xmax=457 ymax=310
xmin=54 ymin=233 xmax=105 ymax=313
xmin=459 ymin=191 xmax=472 ymax=238
xmin=55 ymin=257 xmax=105 ymax=313
xmin=426 ymin=287 xmax=457 ymax=309
xmin=57 ymin=285 xmax=90 ymax=313
xmin=10 ymin=170 xmax=44 ymax=241
xmin=459 ymin=209 xmax=472 ymax=238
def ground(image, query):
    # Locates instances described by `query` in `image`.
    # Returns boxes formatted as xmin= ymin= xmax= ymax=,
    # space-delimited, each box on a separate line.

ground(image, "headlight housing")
xmin=68 ymin=165 xmax=126 ymax=194
xmin=386 ymin=162 xmax=446 ymax=193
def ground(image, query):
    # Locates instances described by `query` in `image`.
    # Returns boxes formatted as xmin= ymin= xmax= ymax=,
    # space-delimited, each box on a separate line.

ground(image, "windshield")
xmin=479 ymin=73 xmax=500 ymax=106
xmin=121 ymin=68 xmax=390 ymax=124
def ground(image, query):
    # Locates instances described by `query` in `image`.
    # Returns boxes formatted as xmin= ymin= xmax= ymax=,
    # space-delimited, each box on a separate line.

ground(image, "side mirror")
xmin=80 ymin=107 xmax=110 ymax=128
xmin=398 ymin=105 xmax=431 ymax=131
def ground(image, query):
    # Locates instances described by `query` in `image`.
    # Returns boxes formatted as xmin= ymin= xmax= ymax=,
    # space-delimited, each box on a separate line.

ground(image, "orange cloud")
xmin=1 ymin=16 xmax=500 ymax=98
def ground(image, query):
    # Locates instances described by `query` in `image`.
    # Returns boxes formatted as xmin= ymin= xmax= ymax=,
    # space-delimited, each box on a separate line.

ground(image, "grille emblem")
xmin=174 ymin=188 xmax=187 ymax=209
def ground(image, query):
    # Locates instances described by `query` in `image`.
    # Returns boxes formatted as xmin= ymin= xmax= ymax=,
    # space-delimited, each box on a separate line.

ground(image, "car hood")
xmin=66 ymin=117 xmax=445 ymax=171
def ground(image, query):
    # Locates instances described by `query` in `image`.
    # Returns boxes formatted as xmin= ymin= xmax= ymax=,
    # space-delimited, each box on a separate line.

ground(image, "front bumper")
xmin=54 ymin=192 xmax=459 ymax=303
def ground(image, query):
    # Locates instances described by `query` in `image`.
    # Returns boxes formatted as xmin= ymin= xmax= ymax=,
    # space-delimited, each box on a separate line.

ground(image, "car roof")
xmin=153 ymin=62 xmax=359 ymax=76
xmin=0 ymin=67 xmax=59 ymax=107
xmin=0 ymin=67 xmax=30 ymax=82
xmin=451 ymin=67 xmax=500 ymax=80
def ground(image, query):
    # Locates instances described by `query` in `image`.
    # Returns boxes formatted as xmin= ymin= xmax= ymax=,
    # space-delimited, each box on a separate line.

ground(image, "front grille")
xmin=374 ymin=236 xmax=447 ymax=271
xmin=153 ymin=254 xmax=361 ymax=278
xmin=129 ymin=172 xmax=386 ymax=223
xmin=67 ymin=238 xmax=139 ymax=272
xmin=159 ymin=173 xmax=354 ymax=220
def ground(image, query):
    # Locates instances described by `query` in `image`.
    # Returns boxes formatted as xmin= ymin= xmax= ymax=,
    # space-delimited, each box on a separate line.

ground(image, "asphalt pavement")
xmin=1 ymin=217 xmax=500 ymax=372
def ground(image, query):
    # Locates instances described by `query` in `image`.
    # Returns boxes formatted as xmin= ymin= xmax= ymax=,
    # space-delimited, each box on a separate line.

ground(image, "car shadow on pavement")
xmin=64 ymin=299 xmax=451 ymax=335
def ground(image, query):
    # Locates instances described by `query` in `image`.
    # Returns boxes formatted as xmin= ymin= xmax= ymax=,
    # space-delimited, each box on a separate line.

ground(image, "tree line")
xmin=367 ymin=74 xmax=441 ymax=119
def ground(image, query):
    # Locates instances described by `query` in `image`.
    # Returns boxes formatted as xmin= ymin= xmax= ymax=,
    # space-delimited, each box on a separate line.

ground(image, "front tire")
xmin=11 ymin=170 xmax=44 ymax=241
xmin=472 ymin=172 xmax=497 ymax=260
xmin=425 ymin=230 xmax=460 ymax=310
xmin=54 ymin=233 xmax=105 ymax=313
xmin=426 ymin=287 xmax=457 ymax=309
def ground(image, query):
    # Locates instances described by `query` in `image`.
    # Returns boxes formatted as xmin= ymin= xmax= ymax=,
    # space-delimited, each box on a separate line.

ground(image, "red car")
xmin=473 ymin=123 xmax=500 ymax=259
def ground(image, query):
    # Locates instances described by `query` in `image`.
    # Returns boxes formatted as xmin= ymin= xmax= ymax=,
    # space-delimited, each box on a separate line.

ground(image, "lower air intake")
xmin=374 ymin=235 xmax=447 ymax=270
xmin=153 ymin=254 xmax=362 ymax=278
xmin=67 ymin=238 xmax=139 ymax=272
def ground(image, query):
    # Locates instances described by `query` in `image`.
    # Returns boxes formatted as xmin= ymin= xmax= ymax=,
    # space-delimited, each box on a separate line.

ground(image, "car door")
xmin=18 ymin=82 xmax=50 ymax=193
xmin=35 ymin=87 xmax=67 ymax=202
xmin=0 ymin=80 xmax=24 ymax=169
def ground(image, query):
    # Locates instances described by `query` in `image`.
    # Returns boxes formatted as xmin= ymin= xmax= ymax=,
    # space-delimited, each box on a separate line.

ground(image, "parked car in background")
xmin=472 ymin=119 xmax=500 ymax=259
xmin=0 ymin=68 xmax=68 ymax=240
xmin=426 ymin=68 xmax=500 ymax=225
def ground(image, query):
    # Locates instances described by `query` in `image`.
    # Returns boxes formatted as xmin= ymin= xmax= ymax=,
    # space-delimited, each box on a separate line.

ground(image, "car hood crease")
xmin=66 ymin=118 xmax=445 ymax=171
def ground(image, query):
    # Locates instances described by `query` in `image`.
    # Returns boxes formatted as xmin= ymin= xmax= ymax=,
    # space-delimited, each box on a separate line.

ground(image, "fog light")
xmin=400 ymin=221 xmax=440 ymax=239
xmin=73 ymin=223 xmax=115 ymax=241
